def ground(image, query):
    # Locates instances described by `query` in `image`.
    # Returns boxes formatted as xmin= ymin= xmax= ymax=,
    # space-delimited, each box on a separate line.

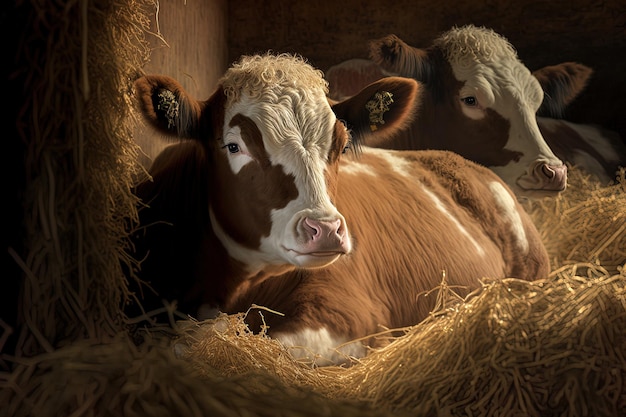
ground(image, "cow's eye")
xmin=460 ymin=96 xmax=478 ymax=107
xmin=222 ymin=143 xmax=240 ymax=154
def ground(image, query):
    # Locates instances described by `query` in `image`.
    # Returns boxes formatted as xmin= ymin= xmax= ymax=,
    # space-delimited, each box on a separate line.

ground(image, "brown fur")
xmin=230 ymin=149 xmax=549 ymax=343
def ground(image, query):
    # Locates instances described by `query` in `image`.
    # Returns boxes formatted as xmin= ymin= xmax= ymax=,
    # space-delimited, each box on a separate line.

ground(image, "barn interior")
xmin=2 ymin=1 xmax=625 ymax=416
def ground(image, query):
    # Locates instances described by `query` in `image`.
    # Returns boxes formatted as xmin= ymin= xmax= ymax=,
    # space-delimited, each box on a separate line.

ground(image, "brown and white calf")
xmin=327 ymin=25 xmax=625 ymax=196
xmin=130 ymin=53 xmax=549 ymax=365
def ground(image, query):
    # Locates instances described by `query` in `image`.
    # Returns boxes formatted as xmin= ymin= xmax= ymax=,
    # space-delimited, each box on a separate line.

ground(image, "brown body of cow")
xmin=326 ymin=25 xmax=626 ymax=194
xmin=130 ymin=53 xmax=549 ymax=365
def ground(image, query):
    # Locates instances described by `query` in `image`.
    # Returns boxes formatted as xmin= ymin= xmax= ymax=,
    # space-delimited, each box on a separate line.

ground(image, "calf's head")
xmin=369 ymin=25 xmax=592 ymax=197
xmin=134 ymin=53 xmax=417 ymax=276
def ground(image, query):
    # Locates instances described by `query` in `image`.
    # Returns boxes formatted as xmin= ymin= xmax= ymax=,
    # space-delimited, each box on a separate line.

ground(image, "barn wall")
xmin=135 ymin=0 xmax=228 ymax=167
xmin=227 ymin=0 xmax=626 ymax=139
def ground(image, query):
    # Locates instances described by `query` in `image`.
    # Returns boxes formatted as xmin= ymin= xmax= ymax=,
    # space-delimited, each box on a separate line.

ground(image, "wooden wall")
xmin=228 ymin=0 xmax=626 ymax=139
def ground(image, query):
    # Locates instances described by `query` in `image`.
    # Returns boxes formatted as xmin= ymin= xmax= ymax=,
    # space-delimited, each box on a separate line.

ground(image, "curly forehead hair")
xmin=220 ymin=53 xmax=329 ymax=103
xmin=434 ymin=25 xmax=518 ymax=66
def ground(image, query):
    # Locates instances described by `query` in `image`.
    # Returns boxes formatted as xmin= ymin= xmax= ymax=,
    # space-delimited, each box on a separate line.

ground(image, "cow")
xmin=326 ymin=58 xmax=626 ymax=187
xmin=129 ymin=53 xmax=550 ymax=366
xmin=326 ymin=25 xmax=625 ymax=196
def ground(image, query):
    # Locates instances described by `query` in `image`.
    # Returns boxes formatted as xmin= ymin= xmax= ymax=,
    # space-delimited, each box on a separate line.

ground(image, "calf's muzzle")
xmin=517 ymin=161 xmax=568 ymax=192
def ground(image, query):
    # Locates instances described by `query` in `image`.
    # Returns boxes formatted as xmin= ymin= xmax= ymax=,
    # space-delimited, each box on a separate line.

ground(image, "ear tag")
xmin=156 ymin=89 xmax=179 ymax=129
xmin=365 ymin=91 xmax=394 ymax=131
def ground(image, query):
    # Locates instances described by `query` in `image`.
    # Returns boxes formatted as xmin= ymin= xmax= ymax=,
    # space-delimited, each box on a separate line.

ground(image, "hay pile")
xmin=1 ymin=334 xmax=402 ymax=417
xmin=523 ymin=167 xmax=626 ymax=275
xmin=2 ymin=1 xmax=625 ymax=416
xmin=4 ymin=267 xmax=624 ymax=416
xmin=4 ymin=0 xmax=150 ymax=359
xmin=177 ymin=266 xmax=626 ymax=416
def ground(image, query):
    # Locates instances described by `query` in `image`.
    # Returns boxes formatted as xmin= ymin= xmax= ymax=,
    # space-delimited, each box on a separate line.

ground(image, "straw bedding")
xmin=522 ymin=167 xmax=626 ymax=276
xmin=2 ymin=1 xmax=625 ymax=416
xmin=177 ymin=266 xmax=626 ymax=416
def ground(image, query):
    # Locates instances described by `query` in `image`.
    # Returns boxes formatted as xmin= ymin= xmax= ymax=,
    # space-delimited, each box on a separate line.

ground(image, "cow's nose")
xmin=299 ymin=216 xmax=351 ymax=254
xmin=537 ymin=163 xmax=568 ymax=191
xmin=516 ymin=161 xmax=568 ymax=192
xmin=303 ymin=218 xmax=344 ymax=242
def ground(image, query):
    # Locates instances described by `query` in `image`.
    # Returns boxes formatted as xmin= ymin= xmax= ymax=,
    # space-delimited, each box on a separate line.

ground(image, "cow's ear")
xmin=134 ymin=75 xmax=204 ymax=139
xmin=534 ymin=63 xmax=593 ymax=118
xmin=369 ymin=34 xmax=432 ymax=83
xmin=331 ymin=76 xmax=418 ymax=144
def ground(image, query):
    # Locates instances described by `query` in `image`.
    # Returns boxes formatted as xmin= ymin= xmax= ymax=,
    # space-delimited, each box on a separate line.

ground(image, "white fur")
xmin=441 ymin=26 xmax=562 ymax=194
xmin=339 ymin=159 xmax=377 ymax=176
xmin=538 ymin=117 xmax=621 ymax=183
xmin=423 ymin=187 xmax=486 ymax=257
xmin=274 ymin=327 xmax=366 ymax=366
xmin=374 ymin=147 xmax=413 ymax=176
xmin=213 ymin=89 xmax=351 ymax=272
xmin=221 ymin=126 xmax=254 ymax=174
xmin=347 ymin=148 xmax=487 ymax=257
xmin=488 ymin=181 xmax=528 ymax=253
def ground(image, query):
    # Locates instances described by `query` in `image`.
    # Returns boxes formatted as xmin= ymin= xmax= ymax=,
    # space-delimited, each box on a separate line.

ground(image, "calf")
xmin=328 ymin=25 xmax=624 ymax=196
xmin=130 ymin=53 xmax=549 ymax=365
xmin=327 ymin=57 xmax=626 ymax=186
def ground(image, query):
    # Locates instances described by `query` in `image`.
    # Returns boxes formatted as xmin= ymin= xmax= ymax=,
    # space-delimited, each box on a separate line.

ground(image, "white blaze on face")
xmin=221 ymin=125 xmax=254 ymax=173
xmin=214 ymin=91 xmax=350 ymax=273
xmin=442 ymin=27 xmax=563 ymax=190
xmin=488 ymin=181 xmax=528 ymax=253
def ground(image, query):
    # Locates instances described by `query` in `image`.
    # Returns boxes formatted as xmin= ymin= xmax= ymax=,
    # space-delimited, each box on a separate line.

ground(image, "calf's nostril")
xmin=541 ymin=164 xmax=556 ymax=179
xmin=304 ymin=218 xmax=321 ymax=240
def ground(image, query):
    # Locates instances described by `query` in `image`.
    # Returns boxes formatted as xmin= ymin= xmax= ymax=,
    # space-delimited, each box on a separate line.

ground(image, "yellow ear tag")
xmin=157 ymin=89 xmax=180 ymax=129
xmin=366 ymin=91 xmax=394 ymax=132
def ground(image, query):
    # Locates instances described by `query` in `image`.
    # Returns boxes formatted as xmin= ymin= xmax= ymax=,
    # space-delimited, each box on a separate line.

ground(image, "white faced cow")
xmin=130 ymin=53 xmax=550 ymax=366
xmin=328 ymin=25 xmax=625 ymax=196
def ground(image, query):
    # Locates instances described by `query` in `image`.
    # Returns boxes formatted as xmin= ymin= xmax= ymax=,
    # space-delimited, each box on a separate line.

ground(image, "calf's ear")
xmin=369 ymin=34 xmax=432 ymax=83
xmin=533 ymin=62 xmax=593 ymax=118
xmin=134 ymin=75 xmax=205 ymax=139
xmin=331 ymin=76 xmax=419 ymax=145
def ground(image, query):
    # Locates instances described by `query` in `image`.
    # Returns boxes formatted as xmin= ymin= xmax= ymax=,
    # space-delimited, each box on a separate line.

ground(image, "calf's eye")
xmin=460 ymin=96 xmax=478 ymax=107
xmin=222 ymin=143 xmax=240 ymax=154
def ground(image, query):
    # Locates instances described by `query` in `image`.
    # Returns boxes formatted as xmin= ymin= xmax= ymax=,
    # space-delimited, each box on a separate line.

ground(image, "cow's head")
xmin=369 ymin=25 xmax=592 ymax=198
xmin=134 ymin=53 xmax=417 ymax=277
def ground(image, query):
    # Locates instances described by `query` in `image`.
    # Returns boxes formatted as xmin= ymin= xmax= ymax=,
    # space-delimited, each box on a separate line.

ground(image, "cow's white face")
xmin=442 ymin=28 xmax=567 ymax=197
xmin=366 ymin=26 xmax=571 ymax=198
xmin=211 ymin=90 xmax=352 ymax=274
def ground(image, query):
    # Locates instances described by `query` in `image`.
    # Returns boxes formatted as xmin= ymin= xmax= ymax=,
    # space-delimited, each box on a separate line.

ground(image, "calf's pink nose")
xmin=304 ymin=217 xmax=344 ymax=242
xmin=539 ymin=163 xmax=567 ymax=191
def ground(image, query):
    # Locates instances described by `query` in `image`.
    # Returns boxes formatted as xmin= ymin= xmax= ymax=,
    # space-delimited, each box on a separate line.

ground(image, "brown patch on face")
xmin=209 ymin=114 xmax=299 ymax=250
xmin=455 ymin=108 xmax=523 ymax=167
xmin=414 ymin=67 xmax=523 ymax=168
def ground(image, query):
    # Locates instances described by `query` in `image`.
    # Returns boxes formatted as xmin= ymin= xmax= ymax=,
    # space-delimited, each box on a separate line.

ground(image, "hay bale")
xmin=5 ymin=0 xmax=151 ymax=358
xmin=1 ymin=334 xmax=404 ymax=417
